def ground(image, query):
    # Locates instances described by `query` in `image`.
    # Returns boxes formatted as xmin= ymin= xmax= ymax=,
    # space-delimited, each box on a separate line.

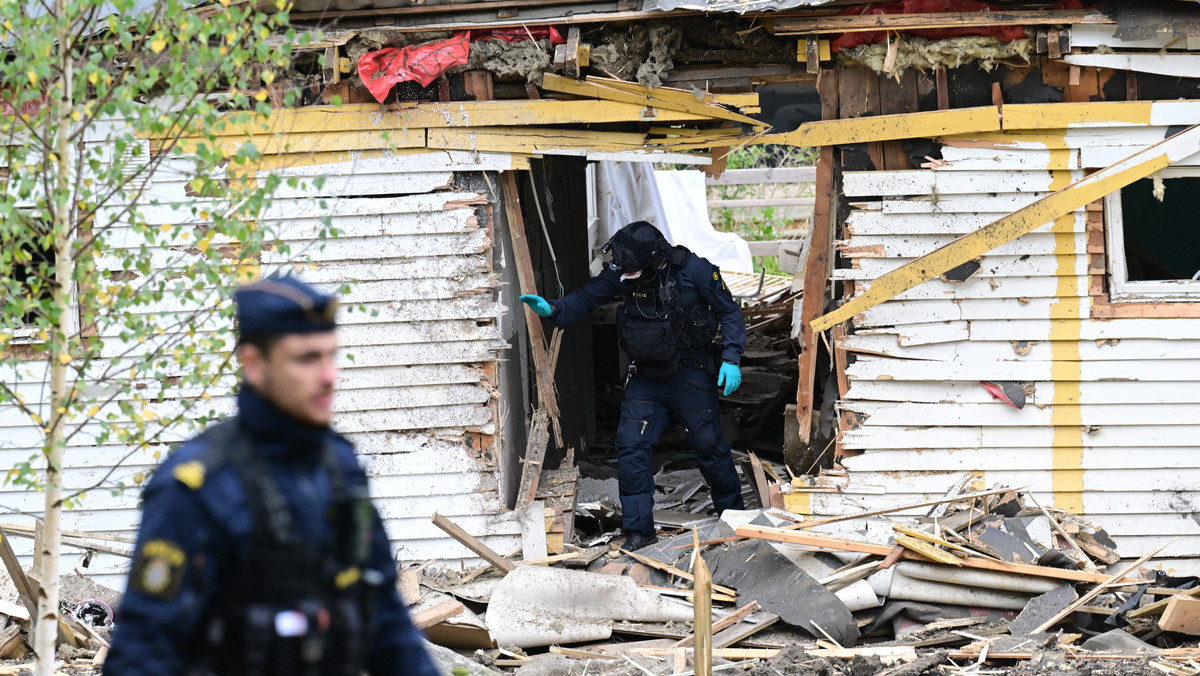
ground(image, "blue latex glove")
xmin=717 ymin=362 xmax=741 ymax=396
xmin=519 ymin=294 xmax=552 ymax=318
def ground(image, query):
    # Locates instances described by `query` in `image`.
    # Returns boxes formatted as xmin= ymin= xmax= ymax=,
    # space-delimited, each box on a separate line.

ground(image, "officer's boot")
xmin=623 ymin=531 xmax=659 ymax=551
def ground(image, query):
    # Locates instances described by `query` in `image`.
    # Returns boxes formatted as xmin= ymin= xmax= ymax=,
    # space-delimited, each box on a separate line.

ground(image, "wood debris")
xmin=408 ymin=478 xmax=1200 ymax=675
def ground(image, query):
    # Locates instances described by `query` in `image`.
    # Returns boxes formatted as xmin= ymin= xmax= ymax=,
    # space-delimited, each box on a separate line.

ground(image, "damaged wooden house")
xmin=6 ymin=0 xmax=1200 ymax=589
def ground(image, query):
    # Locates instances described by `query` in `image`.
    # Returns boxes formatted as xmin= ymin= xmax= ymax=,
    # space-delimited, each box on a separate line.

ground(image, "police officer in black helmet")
xmin=520 ymin=221 xmax=747 ymax=550
xmin=105 ymin=276 xmax=438 ymax=676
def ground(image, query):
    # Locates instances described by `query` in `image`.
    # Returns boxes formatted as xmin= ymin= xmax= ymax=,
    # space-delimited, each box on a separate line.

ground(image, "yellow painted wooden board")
xmin=893 ymin=533 xmax=962 ymax=566
xmin=664 ymin=106 xmax=1005 ymax=151
xmin=196 ymin=100 xmax=728 ymax=140
xmin=1002 ymin=102 xmax=1155 ymax=130
xmin=428 ymin=127 xmax=648 ymax=153
xmin=540 ymin=73 xmax=761 ymax=127
xmin=762 ymin=106 xmax=1002 ymax=148
xmin=810 ymin=124 xmax=1200 ymax=332
xmin=159 ymin=128 xmax=428 ymax=157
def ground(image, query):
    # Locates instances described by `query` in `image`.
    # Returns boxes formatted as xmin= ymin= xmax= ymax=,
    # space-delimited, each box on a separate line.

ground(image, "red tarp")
xmin=356 ymin=27 xmax=565 ymax=103
xmin=357 ymin=33 xmax=471 ymax=103
xmin=830 ymin=0 xmax=1030 ymax=52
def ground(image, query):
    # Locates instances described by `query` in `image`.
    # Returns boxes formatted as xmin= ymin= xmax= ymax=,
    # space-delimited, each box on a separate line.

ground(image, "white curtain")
xmin=595 ymin=161 xmax=753 ymax=274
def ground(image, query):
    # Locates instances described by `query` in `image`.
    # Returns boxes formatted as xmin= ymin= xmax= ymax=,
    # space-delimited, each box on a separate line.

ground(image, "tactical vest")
xmin=617 ymin=246 xmax=720 ymax=378
xmin=191 ymin=421 xmax=380 ymax=676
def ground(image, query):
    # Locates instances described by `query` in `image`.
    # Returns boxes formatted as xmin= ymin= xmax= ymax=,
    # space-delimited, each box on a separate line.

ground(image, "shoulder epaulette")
xmin=171 ymin=419 xmax=239 ymax=491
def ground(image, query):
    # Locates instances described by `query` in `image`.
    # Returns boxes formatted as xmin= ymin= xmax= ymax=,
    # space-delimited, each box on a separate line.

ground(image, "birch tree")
xmin=0 ymin=1 xmax=316 ymax=671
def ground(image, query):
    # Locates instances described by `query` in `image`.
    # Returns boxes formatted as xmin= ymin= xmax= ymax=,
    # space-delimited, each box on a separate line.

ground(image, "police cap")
xmin=235 ymin=276 xmax=338 ymax=338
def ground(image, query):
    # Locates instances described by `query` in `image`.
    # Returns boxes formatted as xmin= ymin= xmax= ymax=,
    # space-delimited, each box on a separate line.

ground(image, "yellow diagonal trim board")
xmin=810 ymin=124 xmax=1200 ymax=333
xmin=540 ymin=73 xmax=762 ymax=127
xmin=763 ymin=105 xmax=1002 ymax=147
xmin=657 ymin=106 xmax=1004 ymax=151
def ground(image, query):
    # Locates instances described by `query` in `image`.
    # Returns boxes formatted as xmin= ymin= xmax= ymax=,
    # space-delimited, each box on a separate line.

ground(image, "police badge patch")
xmin=130 ymin=538 xmax=187 ymax=601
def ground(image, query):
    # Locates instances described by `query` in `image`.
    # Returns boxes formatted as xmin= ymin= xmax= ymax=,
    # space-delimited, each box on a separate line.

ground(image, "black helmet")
xmin=602 ymin=221 xmax=669 ymax=275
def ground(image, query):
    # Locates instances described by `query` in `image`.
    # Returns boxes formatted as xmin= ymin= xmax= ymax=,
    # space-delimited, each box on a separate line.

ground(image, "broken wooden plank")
xmin=773 ymin=9 xmax=1111 ymax=34
xmin=638 ymin=584 xmax=738 ymax=604
xmin=1025 ymin=492 xmax=1096 ymax=571
xmin=430 ymin=126 xmax=647 ymax=154
xmin=500 ymin=171 xmax=562 ymax=448
xmin=694 ymin=540 xmax=713 ymax=676
xmin=795 ymin=68 xmax=838 ymax=446
xmin=550 ymin=645 xmax=617 ymax=660
xmin=540 ymin=73 xmax=761 ymax=127
xmin=1129 ymin=585 xmax=1200 ymax=619
xmin=893 ymin=524 xmax=999 ymax=562
xmin=746 ymin=452 xmax=772 ymax=509
xmin=516 ymin=411 xmax=551 ymax=508
xmin=811 ymin=124 xmax=1200 ymax=332
xmin=893 ymin=533 xmax=962 ymax=567
xmin=1031 ymin=537 xmax=1177 ymax=634
xmin=676 ymin=602 xmax=761 ymax=649
xmin=0 ymin=529 xmax=76 ymax=648
xmin=1158 ymin=596 xmax=1200 ymax=635
xmin=431 ymin=513 xmax=516 ymax=574
xmin=761 ymin=105 xmax=1001 ymax=150
xmin=0 ymin=529 xmax=36 ymax=621
xmin=412 ymin=599 xmax=466 ymax=630
xmin=735 ymin=525 xmax=1149 ymax=585
xmin=620 ymin=549 xmax=738 ymax=597
xmin=777 ymin=486 xmax=1017 ymax=530
xmin=633 ymin=647 xmax=780 ymax=660
xmin=713 ymin=612 xmax=781 ymax=649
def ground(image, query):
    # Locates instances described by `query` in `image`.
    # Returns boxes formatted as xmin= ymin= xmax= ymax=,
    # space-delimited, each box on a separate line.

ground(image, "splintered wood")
xmin=693 ymin=529 xmax=713 ymax=676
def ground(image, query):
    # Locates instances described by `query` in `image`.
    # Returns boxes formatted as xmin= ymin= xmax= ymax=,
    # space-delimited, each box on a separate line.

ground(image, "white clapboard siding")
xmin=835 ymin=252 xmax=1090 ymax=280
xmin=843 ymin=169 xmax=1064 ymax=197
xmin=1069 ymin=24 xmax=1200 ymax=50
xmin=854 ymin=276 xmax=1091 ymax=301
xmin=841 ymin=334 xmax=1200 ymax=361
xmin=0 ymin=149 xmax=525 ymax=585
xmin=835 ymin=130 xmax=1200 ymax=562
xmin=862 ymin=192 xmax=1055 ymax=214
xmin=846 ymin=379 xmax=1200 ymax=406
xmin=842 ymin=232 xmax=1088 ymax=257
xmin=847 ymin=210 xmax=1085 ymax=236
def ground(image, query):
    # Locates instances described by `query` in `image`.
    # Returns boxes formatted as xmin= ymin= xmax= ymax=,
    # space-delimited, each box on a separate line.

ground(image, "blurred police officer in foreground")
xmin=520 ymin=221 xmax=747 ymax=551
xmin=105 ymin=277 xmax=438 ymax=676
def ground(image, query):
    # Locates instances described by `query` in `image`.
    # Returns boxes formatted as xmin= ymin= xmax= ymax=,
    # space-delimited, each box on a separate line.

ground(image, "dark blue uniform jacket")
xmin=546 ymin=249 xmax=747 ymax=365
xmin=104 ymin=387 xmax=438 ymax=676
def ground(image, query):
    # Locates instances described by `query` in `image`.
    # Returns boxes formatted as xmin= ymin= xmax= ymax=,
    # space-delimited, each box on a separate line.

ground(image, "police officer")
xmin=105 ymin=277 xmax=438 ymax=676
xmin=520 ymin=221 xmax=747 ymax=551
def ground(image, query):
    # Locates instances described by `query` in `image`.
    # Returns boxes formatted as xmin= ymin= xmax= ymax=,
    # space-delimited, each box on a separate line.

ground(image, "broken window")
xmin=2 ymin=218 xmax=59 ymax=342
xmin=1104 ymin=171 xmax=1200 ymax=301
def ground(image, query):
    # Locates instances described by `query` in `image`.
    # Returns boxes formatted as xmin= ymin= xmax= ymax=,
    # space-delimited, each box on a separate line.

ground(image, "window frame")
xmin=5 ymin=222 xmax=80 ymax=348
xmin=1103 ymin=167 xmax=1200 ymax=302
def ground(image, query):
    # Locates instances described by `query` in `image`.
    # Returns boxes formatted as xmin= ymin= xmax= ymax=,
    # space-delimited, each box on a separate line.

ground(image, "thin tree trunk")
xmin=35 ymin=4 xmax=74 ymax=672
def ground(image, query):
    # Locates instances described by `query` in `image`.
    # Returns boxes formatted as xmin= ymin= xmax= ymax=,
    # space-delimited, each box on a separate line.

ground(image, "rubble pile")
xmin=0 ymin=570 xmax=117 ymax=674
xmin=419 ymin=480 xmax=1200 ymax=675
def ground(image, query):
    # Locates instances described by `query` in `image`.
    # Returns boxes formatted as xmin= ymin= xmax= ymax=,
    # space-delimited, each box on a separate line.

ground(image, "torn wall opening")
xmin=503 ymin=161 xmax=815 ymax=533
